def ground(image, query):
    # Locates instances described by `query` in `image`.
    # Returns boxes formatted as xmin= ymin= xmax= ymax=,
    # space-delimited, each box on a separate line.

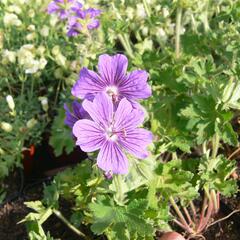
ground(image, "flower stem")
xmin=203 ymin=0 xmax=210 ymax=32
xmin=143 ymin=0 xmax=151 ymax=18
xmin=118 ymin=33 xmax=134 ymax=59
xmin=53 ymin=209 xmax=89 ymax=239
xmin=169 ymin=196 xmax=193 ymax=233
xmin=211 ymin=133 xmax=220 ymax=159
xmin=175 ymin=7 xmax=182 ymax=59
xmin=113 ymin=174 xmax=125 ymax=205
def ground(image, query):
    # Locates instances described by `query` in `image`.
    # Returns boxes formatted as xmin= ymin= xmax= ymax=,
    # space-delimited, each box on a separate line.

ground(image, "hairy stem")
xmin=197 ymin=193 xmax=208 ymax=232
xmin=190 ymin=201 xmax=197 ymax=222
xmin=170 ymin=197 xmax=193 ymax=233
xmin=183 ymin=206 xmax=194 ymax=226
xmin=211 ymin=133 xmax=220 ymax=159
xmin=53 ymin=209 xmax=89 ymax=239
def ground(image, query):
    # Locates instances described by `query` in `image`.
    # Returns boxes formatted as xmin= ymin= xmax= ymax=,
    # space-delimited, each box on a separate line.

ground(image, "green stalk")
xmin=117 ymin=33 xmax=134 ymax=59
xmin=53 ymin=209 xmax=89 ymax=239
xmin=175 ymin=7 xmax=182 ymax=59
xmin=203 ymin=0 xmax=210 ymax=33
xmin=211 ymin=133 xmax=220 ymax=159
xmin=113 ymin=174 xmax=125 ymax=205
xmin=169 ymin=196 xmax=193 ymax=233
xmin=143 ymin=0 xmax=151 ymax=18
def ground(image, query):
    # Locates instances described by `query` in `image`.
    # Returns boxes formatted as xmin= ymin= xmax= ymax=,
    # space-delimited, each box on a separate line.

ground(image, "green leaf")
xmin=89 ymin=197 xmax=154 ymax=238
xmin=199 ymin=155 xmax=238 ymax=196
xmin=49 ymin=107 xmax=74 ymax=157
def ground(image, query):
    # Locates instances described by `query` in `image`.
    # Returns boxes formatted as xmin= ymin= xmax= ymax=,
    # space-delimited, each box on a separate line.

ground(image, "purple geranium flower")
xmin=64 ymin=101 xmax=89 ymax=128
xmin=71 ymin=54 xmax=152 ymax=105
xmin=67 ymin=8 xmax=101 ymax=36
xmin=48 ymin=0 xmax=82 ymax=20
xmin=72 ymin=93 xmax=152 ymax=174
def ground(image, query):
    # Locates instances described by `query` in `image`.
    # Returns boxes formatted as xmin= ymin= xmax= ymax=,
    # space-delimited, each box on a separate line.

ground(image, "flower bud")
xmin=26 ymin=33 xmax=36 ymax=41
xmin=0 ymin=148 xmax=5 ymax=155
xmin=52 ymin=45 xmax=60 ymax=56
xmin=39 ymin=97 xmax=48 ymax=112
xmin=27 ymin=118 xmax=37 ymax=129
xmin=27 ymin=24 xmax=35 ymax=31
xmin=7 ymin=5 xmax=22 ymax=14
xmin=36 ymin=46 xmax=46 ymax=55
xmin=1 ymin=122 xmax=13 ymax=132
xmin=40 ymin=25 xmax=49 ymax=37
xmin=3 ymin=13 xmax=22 ymax=27
xmin=28 ymin=9 xmax=35 ymax=18
xmin=2 ymin=50 xmax=16 ymax=64
xmin=6 ymin=95 xmax=15 ymax=111
xmin=55 ymin=53 xmax=66 ymax=66
xmin=162 ymin=7 xmax=169 ymax=18
xmin=54 ymin=68 xmax=63 ymax=79
xmin=39 ymin=58 xmax=47 ymax=69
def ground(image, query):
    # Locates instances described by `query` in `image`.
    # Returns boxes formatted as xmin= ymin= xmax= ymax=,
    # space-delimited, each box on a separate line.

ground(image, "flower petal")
xmin=119 ymin=70 xmax=151 ymax=100
xmin=119 ymin=129 xmax=152 ymax=159
xmin=71 ymin=67 xmax=106 ymax=99
xmin=73 ymin=119 xmax=105 ymax=152
xmin=97 ymin=141 xmax=128 ymax=174
xmin=47 ymin=2 xmax=60 ymax=14
xmin=87 ymin=19 xmax=100 ymax=30
xmin=82 ymin=93 xmax=113 ymax=127
xmin=64 ymin=103 xmax=79 ymax=128
xmin=114 ymin=98 xmax=144 ymax=131
xmin=98 ymin=54 xmax=128 ymax=85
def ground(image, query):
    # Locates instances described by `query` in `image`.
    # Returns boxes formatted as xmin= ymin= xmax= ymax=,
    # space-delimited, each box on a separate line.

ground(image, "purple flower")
xmin=71 ymin=54 xmax=152 ymax=105
xmin=47 ymin=0 xmax=82 ymax=20
xmin=67 ymin=8 xmax=101 ymax=36
xmin=64 ymin=101 xmax=89 ymax=128
xmin=72 ymin=93 xmax=153 ymax=174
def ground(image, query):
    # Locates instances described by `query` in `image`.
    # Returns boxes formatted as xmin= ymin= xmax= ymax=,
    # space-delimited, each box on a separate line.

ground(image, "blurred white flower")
xmin=28 ymin=9 xmax=35 ymax=18
xmin=40 ymin=25 xmax=49 ymax=37
xmin=38 ymin=97 xmax=48 ymax=112
xmin=3 ymin=13 xmax=22 ymax=27
xmin=0 ymin=148 xmax=5 ymax=155
xmin=25 ymin=60 xmax=39 ymax=74
xmin=136 ymin=4 xmax=146 ymax=19
xmin=141 ymin=26 xmax=149 ymax=36
xmin=126 ymin=7 xmax=134 ymax=20
xmin=1 ymin=122 xmax=13 ymax=132
xmin=2 ymin=50 xmax=16 ymax=64
xmin=26 ymin=32 xmax=36 ymax=41
xmin=156 ymin=27 xmax=167 ymax=41
xmin=26 ymin=118 xmax=37 ymax=129
xmin=27 ymin=24 xmax=36 ymax=31
xmin=36 ymin=46 xmax=46 ymax=55
xmin=55 ymin=53 xmax=66 ymax=66
xmin=39 ymin=58 xmax=47 ymax=69
xmin=162 ymin=7 xmax=170 ymax=18
xmin=17 ymin=45 xmax=35 ymax=66
xmin=52 ymin=45 xmax=60 ymax=56
xmin=6 ymin=95 xmax=15 ymax=111
xmin=50 ymin=15 xmax=58 ymax=27
xmin=7 ymin=5 xmax=22 ymax=14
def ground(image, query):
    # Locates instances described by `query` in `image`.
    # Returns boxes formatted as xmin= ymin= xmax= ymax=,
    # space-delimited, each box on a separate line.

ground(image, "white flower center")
xmin=105 ymin=125 xmax=118 ymax=141
xmin=105 ymin=86 xmax=118 ymax=102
